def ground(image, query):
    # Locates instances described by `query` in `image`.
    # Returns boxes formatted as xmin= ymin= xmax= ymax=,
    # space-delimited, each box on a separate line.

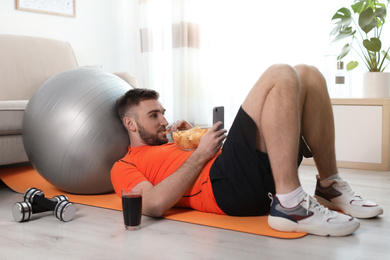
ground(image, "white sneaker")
xmin=268 ymin=194 xmax=360 ymax=236
xmin=314 ymin=175 xmax=383 ymax=219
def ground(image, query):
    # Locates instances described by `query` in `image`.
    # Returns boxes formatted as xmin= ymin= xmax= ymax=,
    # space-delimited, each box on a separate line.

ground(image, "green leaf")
xmin=337 ymin=43 xmax=352 ymax=60
xmin=332 ymin=7 xmax=352 ymax=20
xmin=346 ymin=61 xmax=359 ymax=71
xmin=383 ymin=50 xmax=390 ymax=61
xmin=359 ymin=7 xmax=378 ymax=33
xmin=375 ymin=7 xmax=387 ymax=20
xmin=363 ymin=38 xmax=382 ymax=52
xmin=379 ymin=49 xmax=390 ymax=71
xmin=331 ymin=27 xmax=356 ymax=42
xmin=330 ymin=22 xmax=353 ymax=35
xmin=351 ymin=1 xmax=366 ymax=14
xmin=333 ymin=18 xmax=353 ymax=27
xmin=330 ymin=25 xmax=341 ymax=36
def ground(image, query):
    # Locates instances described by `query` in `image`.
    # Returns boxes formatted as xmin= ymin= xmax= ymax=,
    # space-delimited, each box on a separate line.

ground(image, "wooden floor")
xmin=1 ymin=165 xmax=389 ymax=259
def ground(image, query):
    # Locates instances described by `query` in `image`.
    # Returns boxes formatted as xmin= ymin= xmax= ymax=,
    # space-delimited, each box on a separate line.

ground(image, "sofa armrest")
xmin=0 ymin=100 xmax=28 ymax=135
xmin=113 ymin=72 xmax=138 ymax=89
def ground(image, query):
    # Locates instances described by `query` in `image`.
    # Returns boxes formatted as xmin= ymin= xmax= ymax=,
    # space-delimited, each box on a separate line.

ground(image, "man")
xmin=111 ymin=64 xmax=383 ymax=236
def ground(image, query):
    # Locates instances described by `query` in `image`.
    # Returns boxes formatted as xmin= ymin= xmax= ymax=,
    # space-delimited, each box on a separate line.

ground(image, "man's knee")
xmin=294 ymin=64 xmax=327 ymax=92
xmin=266 ymin=64 xmax=299 ymax=78
xmin=294 ymin=64 xmax=325 ymax=83
xmin=263 ymin=64 xmax=301 ymax=93
xmin=244 ymin=64 xmax=301 ymax=110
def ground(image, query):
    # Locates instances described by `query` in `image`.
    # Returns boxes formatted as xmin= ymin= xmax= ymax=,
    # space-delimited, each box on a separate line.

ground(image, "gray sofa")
xmin=0 ymin=34 xmax=136 ymax=166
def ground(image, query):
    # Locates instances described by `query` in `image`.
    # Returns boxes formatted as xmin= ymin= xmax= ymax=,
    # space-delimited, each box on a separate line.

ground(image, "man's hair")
xmin=116 ymin=88 xmax=159 ymax=120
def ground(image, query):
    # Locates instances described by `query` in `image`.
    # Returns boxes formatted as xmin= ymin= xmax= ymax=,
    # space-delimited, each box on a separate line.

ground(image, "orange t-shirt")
xmin=110 ymin=143 xmax=225 ymax=215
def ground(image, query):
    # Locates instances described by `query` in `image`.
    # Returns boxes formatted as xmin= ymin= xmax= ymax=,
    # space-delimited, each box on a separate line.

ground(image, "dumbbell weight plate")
xmin=12 ymin=201 xmax=32 ymax=222
xmin=54 ymin=200 xmax=76 ymax=222
xmin=51 ymin=195 xmax=69 ymax=202
xmin=24 ymin=187 xmax=44 ymax=204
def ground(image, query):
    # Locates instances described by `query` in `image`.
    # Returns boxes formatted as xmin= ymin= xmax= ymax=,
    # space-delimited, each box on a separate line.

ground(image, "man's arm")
xmin=134 ymin=122 xmax=226 ymax=217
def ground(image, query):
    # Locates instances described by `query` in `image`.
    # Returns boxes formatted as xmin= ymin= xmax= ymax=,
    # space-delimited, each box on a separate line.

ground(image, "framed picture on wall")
xmin=16 ymin=0 xmax=76 ymax=18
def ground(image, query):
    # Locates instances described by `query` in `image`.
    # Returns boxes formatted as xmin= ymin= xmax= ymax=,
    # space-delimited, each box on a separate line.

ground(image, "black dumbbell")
xmin=13 ymin=188 xmax=76 ymax=222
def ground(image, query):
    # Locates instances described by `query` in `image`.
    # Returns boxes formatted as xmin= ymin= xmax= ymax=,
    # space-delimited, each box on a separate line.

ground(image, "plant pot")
xmin=362 ymin=72 xmax=390 ymax=98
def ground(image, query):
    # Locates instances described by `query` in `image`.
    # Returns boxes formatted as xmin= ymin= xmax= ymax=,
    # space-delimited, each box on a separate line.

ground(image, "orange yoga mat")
xmin=0 ymin=165 xmax=307 ymax=239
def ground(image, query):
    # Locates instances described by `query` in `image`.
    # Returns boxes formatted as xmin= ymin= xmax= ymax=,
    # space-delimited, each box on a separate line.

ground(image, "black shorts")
xmin=209 ymin=106 xmax=276 ymax=216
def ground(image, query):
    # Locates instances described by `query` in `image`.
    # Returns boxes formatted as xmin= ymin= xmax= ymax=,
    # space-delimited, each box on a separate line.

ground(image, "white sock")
xmin=276 ymin=186 xmax=306 ymax=208
xmin=324 ymin=173 xmax=342 ymax=181
xmin=320 ymin=173 xmax=343 ymax=187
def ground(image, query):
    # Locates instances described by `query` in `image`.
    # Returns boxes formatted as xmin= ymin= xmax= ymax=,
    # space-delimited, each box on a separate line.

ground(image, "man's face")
xmin=134 ymin=99 xmax=169 ymax=145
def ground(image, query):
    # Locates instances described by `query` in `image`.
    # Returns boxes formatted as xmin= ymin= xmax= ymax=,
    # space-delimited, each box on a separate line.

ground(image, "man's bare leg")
xmin=295 ymin=65 xmax=383 ymax=219
xmin=242 ymin=64 xmax=301 ymax=195
xmin=294 ymin=64 xmax=338 ymax=180
xmin=244 ymin=64 xmax=359 ymax=236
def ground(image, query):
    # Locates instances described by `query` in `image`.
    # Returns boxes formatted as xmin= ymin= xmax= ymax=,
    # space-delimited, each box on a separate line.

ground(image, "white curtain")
xmin=134 ymin=0 xmax=359 ymax=130
xmin=136 ymin=0 xmax=213 ymax=127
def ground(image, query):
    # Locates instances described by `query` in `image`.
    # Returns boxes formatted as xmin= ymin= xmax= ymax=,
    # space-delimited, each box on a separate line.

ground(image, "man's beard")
xmin=136 ymin=121 xmax=167 ymax=146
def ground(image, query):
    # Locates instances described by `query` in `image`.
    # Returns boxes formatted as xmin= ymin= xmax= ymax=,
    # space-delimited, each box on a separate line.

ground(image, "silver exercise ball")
xmin=22 ymin=68 xmax=131 ymax=194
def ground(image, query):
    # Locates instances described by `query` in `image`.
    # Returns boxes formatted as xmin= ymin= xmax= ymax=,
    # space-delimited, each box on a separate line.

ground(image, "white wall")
xmin=205 ymin=0 xmax=390 ymax=102
xmin=0 ymin=0 xmax=138 ymax=75
xmin=1 ymin=0 xmax=389 ymax=96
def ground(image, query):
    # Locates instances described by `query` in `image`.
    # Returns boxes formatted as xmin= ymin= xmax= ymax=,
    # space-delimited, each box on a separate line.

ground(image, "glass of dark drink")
xmin=121 ymin=188 xmax=142 ymax=231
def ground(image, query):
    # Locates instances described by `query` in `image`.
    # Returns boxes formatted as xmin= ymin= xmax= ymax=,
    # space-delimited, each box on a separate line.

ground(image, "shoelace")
xmin=334 ymin=180 xmax=363 ymax=200
xmin=302 ymin=194 xmax=333 ymax=216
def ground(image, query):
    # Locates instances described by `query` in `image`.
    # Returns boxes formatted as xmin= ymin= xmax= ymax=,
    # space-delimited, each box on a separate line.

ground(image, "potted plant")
xmin=330 ymin=0 xmax=390 ymax=97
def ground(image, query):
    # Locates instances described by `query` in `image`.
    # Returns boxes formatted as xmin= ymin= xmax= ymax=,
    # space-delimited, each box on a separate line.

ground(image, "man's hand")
xmin=195 ymin=122 xmax=227 ymax=161
xmin=168 ymin=120 xmax=193 ymax=132
xmin=135 ymin=122 xmax=226 ymax=218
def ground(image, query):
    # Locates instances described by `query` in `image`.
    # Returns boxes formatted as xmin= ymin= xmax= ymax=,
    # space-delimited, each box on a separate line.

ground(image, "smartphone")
xmin=213 ymin=106 xmax=224 ymax=130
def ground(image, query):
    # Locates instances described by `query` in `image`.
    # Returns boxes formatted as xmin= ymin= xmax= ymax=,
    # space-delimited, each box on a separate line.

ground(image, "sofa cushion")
xmin=0 ymin=100 xmax=28 ymax=135
xmin=0 ymin=34 xmax=78 ymax=101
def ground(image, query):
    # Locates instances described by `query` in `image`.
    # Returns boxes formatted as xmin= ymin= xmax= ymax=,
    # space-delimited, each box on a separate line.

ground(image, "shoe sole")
xmin=314 ymin=195 xmax=384 ymax=219
xmin=268 ymin=215 xmax=360 ymax=237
